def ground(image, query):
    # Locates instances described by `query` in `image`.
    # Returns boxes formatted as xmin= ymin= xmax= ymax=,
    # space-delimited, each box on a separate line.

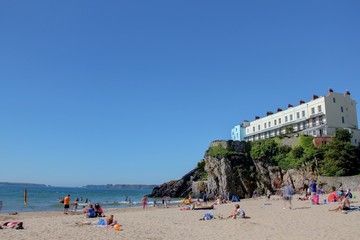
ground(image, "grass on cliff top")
xmin=206 ymin=145 xmax=242 ymax=158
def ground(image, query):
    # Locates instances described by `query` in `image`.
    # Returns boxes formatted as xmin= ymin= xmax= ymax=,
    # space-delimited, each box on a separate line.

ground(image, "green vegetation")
xmin=320 ymin=135 xmax=359 ymax=176
xmin=249 ymin=130 xmax=360 ymax=176
xmin=250 ymin=139 xmax=279 ymax=165
xmin=207 ymin=143 xmax=241 ymax=158
xmin=196 ymin=160 xmax=208 ymax=180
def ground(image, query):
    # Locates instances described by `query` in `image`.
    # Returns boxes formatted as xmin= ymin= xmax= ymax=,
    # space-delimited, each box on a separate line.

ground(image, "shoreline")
xmin=2 ymin=193 xmax=360 ymax=240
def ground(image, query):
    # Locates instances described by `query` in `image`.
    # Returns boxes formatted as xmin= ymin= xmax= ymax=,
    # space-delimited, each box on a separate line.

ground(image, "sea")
xmin=0 ymin=185 xmax=174 ymax=213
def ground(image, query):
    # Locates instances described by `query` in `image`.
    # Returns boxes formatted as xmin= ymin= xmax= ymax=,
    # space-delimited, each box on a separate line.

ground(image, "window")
xmin=333 ymin=98 xmax=336 ymax=103
xmin=279 ymin=118 xmax=281 ymax=124
xmin=312 ymin=118 xmax=316 ymax=126
xmin=268 ymin=121 xmax=271 ymax=127
xmin=290 ymin=114 xmax=293 ymax=121
xmin=341 ymin=106 xmax=344 ymax=112
xmin=311 ymin=107 xmax=315 ymax=114
xmin=285 ymin=116 xmax=288 ymax=122
xmin=258 ymin=125 xmax=260 ymax=130
xmin=297 ymin=112 xmax=300 ymax=119
xmin=302 ymin=110 xmax=305 ymax=117
xmin=274 ymin=120 xmax=277 ymax=125
xmin=342 ymin=117 xmax=345 ymax=123
xmin=264 ymin=123 xmax=267 ymax=128
xmin=318 ymin=105 xmax=322 ymax=112
xmin=319 ymin=116 xmax=323 ymax=124
xmin=253 ymin=126 xmax=255 ymax=132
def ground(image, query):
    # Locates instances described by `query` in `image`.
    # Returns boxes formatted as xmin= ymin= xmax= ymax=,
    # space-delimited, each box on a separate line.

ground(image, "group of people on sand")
xmin=292 ymin=179 xmax=354 ymax=212
xmin=141 ymin=195 xmax=172 ymax=209
xmin=199 ymin=202 xmax=250 ymax=220
xmin=62 ymin=193 xmax=106 ymax=217
xmin=82 ymin=203 xmax=105 ymax=218
xmin=328 ymin=186 xmax=352 ymax=211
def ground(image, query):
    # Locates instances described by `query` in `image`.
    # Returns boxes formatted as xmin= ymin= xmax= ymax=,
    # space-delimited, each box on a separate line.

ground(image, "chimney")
xmin=345 ymin=90 xmax=351 ymax=96
xmin=255 ymin=116 xmax=260 ymax=120
xmin=312 ymin=95 xmax=318 ymax=100
xmin=299 ymin=100 xmax=305 ymax=105
xmin=277 ymin=108 xmax=282 ymax=112
xmin=266 ymin=111 xmax=273 ymax=116
xmin=287 ymin=104 xmax=293 ymax=108
xmin=328 ymin=88 xmax=333 ymax=94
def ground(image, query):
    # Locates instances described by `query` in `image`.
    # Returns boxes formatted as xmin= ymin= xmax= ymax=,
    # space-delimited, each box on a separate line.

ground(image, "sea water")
xmin=0 ymin=185 xmax=164 ymax=213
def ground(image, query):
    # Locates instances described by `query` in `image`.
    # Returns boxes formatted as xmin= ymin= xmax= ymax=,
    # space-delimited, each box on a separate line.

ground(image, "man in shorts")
xmin=63 ymin=194 xmax=70 ymax=214
xmin=283 ymin=183 xmax=294 ymax=210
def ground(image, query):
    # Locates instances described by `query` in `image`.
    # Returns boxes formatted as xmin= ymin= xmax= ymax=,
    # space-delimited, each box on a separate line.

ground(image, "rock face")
xmin=149 ymin=140 xmax=317 ymax=199
xmin=149 ymin=169 xmax=199 ymax=198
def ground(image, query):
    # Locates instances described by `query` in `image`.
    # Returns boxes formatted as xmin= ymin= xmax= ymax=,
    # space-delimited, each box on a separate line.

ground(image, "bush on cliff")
xmin=207 ymin=144 xmax=241 ymax=158
xmin=250 ymin=138 xmax=279 ymax=165
xmin=196 ymin=160 xmax=208 ymax=180
xmin=249 ymin=132 xmax=360 ymax=176
xmin=319 ymin=134 xmax=359 ymax=176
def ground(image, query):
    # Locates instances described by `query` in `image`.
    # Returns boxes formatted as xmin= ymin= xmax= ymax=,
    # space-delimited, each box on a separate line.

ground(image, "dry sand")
xmin=1 ymin=192 xmax=360 ymax=240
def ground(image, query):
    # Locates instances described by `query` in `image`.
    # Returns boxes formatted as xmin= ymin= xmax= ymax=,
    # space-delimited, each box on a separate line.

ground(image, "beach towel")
xmin=345 ymin=206 xmax=360 ymax=212
xmin=97 ymin=219 xmax=106 ymax=226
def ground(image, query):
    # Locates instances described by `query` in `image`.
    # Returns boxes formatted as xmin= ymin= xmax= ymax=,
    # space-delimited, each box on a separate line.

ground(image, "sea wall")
xmin=318 ymin=176 xmax=360 ymax=192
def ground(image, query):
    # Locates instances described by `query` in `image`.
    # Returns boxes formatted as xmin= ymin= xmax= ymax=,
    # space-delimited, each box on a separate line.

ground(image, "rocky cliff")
xmin=149 ymin=140 xmax=355 ymax=199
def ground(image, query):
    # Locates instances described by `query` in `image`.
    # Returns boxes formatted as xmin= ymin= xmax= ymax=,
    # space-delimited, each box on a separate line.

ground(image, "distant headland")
xmin=0 ymin=182 xmax=157 ymax=189
xmin=0 ymin=182 xmax=47 ymax=187
xmin=83 ymin=184 xmax=157 ymax=189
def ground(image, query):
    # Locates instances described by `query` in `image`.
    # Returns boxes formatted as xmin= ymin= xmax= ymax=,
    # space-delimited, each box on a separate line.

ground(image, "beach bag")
xmin=203 ymin=212 xmax=214 ymax=220
xmin=313 ymin=195 xmax=319 ymax=204
xmin=98 ymin=219 xmax=106 ymax=226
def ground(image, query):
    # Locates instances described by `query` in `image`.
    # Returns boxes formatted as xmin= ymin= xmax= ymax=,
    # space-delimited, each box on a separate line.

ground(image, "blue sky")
xmin=1 ymin=0 xmax=359 ymax=187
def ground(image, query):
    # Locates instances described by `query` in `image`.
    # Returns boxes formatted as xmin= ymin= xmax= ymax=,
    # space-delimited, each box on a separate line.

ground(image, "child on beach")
xmin=227 ymin=204 xmax=249 ymax=219
xmin=106 ymin=214 xmax=118 ymax=226
xmin=141 ymin=196 xmax=148 ymax=210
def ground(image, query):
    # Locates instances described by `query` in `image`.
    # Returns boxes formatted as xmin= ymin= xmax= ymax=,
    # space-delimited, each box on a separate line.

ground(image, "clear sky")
xmin=1 ymin=0 xmax=359 ymax=187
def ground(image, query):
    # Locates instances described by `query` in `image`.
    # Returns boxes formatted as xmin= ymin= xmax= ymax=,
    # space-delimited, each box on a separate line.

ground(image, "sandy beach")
xmin=1 ymin=192 xmax=360 ymax=240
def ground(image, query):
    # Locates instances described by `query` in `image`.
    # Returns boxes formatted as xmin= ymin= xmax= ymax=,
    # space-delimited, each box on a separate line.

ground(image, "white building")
xmin=231 ymin=89 xmax=360 ymax=145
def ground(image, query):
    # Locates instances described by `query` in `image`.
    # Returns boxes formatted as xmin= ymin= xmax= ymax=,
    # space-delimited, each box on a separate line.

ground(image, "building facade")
xmin=231 ymin=89 xmax=360 ymax=145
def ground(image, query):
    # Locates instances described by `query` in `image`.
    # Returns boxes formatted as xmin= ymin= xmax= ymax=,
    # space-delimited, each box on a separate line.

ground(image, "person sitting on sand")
xmin=227 ymin=204 xmax=249 ymax=219
xmin=106 ymin=214 xmax=117 ymax=226
xmin=328 ymin=186 xmax=340 ymax=203
xmin=95 ymin=203 xmax=105 ymax=217
xmin=329 ymin=195 xmax=350 ymax=211
xmin=82 ymin=206 xmax=88 ymax=214
xmin=345 ymin=189 xmax=353 ymax=199
xmin=87 ymin=204 xmax=96 ymax=218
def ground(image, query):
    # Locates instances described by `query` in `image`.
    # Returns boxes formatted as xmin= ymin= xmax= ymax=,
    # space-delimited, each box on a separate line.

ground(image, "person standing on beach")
xmin=72 ymin=199 xmax=79 ymax=213
xmin=141 ymin=196 xmax=148 ymax=210
xmin=162 ymin=196 xmax=168 ymax=208
xmin=283 ymin=183 xmax=294 ymax=210
xmin=63 ymin=194 xmax=70 ymax=214
xmin=202 ymin=192 xmax=207 ymax=204
xmin=309 ymin=180 xmax=317 ymax=200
